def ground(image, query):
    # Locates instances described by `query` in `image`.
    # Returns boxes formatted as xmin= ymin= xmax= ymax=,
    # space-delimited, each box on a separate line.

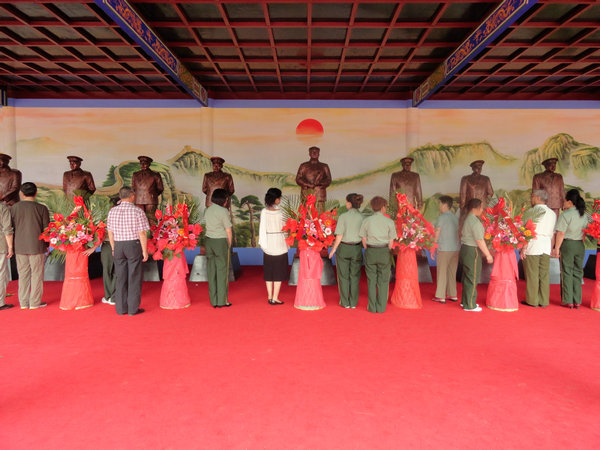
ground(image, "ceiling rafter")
xmin=0 ymin=1 xmax=598 ymax=101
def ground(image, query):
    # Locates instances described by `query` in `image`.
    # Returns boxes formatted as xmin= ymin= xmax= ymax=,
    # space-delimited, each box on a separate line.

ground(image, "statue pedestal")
xmin=189 ymin=252 xmax=241 ymax=282
xmin=549 ymin=257 xmax=561 ymax=285
xmin=44 ymin=258 xmax=65 ymax=281
xmin=142 ymin=260 xmax=161 ymax=281
xmin=288 ymin=255 xmax=336 ymax=286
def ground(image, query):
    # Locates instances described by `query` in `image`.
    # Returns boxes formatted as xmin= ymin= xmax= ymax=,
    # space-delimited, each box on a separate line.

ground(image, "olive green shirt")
xmin=555 ymin=206 xmax=588 ymax=241
xmin=335 ymin=209 xmax=363 ymax=243
xmin=461 ymin=213 xmax=484 ymax=247
xmin=359 ymin=212 xmax=397 ymax=246
xmin=0 ymin=203 xmax=13 ymax=254
xmin=204 ymin=204 xmax=232 ymax=239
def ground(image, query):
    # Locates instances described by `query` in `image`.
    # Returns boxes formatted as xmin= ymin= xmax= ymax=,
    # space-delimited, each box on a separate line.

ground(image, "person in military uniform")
xmin=296 ymin=146 xmax=332 ymax=210
xmin=532 ymin=158 xmax=565 ymax=217
xmin=0 ymin=153 xmax=22 ymax=206
xmin=204 ymin=189 xmax=233 ymax=308
xmin=329 ymin=193 xmax=364 ymax=309
xmin=62 ymin=156 xmax=96 ymax=199
xmin=459 ymin=198 xmax=494 ymax=312
xmin=552 ymin=189 xmax=588 ymax=309
xmin=389 ymin=157 xmax=423 ymax=209
xmin=131 ymin=155 xmax=164 ymax=216
xmin=359 ymin=196 xmax=397 ymax=313
xmin=202 ymin=157 xmax=235 ymax=208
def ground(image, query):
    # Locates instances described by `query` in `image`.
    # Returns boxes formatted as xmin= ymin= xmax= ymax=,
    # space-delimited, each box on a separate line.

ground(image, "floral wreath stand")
xmin=294 ymin=249 xmax=327 ymax=310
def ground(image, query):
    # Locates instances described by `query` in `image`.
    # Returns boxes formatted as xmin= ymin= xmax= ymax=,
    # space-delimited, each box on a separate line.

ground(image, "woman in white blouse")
xmin=258 ymin=188 xmax=289 ymax=304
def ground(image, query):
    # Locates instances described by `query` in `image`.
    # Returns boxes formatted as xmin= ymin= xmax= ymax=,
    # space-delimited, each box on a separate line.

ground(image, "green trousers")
xmin=365 ymin=247 xmax=391 ymax=313
xmin=101 ymin=241 xmax=116 ymax=300
xmin=336 ymin=243 xmax=363 ymax=307
xmin=523 ymin=253 xmax=550 ymax=307
xmin=205 ymin=237 xmax=230 ymax=306
xmin=560 ymin=239 xmax=584 ymax=305
xmin=459 ymin=245 xmax=481 ymax=310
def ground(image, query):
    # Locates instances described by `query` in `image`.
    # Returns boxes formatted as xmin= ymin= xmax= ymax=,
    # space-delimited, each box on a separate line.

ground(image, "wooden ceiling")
xmin=1 ymin=0 xmax=599 ymax=101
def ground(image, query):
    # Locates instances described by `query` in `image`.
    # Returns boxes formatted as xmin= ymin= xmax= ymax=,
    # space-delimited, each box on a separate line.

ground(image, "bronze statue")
xmin=532 ymin=158 xmax=565 ymax=216
xmin=202 ymin=156 xmax=235 ymax=208
xmin=131 ymin=155 xmax=164 ymax=215
xmin=295 ymin=146 xmax=332 ymax=209
xmin=0 ymin=153 xmax=21 ymax=206
xmin=459 ymin=160 xmax=494 ymax=211
xmin=389 ymin=157 xmax=423 ymax=209
xmin=63 ymin=156 xmax=96 ymax=199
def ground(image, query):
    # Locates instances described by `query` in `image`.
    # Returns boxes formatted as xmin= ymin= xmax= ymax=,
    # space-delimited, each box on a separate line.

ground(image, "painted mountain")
xmin=170 ymin=142 xmax=516 ymax=190
xmin=520 ymin=133 xmax=600 ymax=184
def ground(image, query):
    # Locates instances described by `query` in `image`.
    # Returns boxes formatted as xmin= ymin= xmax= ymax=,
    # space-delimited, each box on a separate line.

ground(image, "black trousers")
xmin=113 ymin=240 xmax=143 ymax=315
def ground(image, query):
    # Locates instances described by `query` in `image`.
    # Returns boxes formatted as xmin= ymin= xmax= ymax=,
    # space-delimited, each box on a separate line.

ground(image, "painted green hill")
xmin=332 ymin=141 xmax=515 ymax=186
xmin=170 ymin=146 xmax=296 ymax=188
xmin=519 ymin=133 xmax=600 ymax=184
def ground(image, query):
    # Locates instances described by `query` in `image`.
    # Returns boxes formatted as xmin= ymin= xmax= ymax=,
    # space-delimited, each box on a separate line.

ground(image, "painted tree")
xmin=232 ymin=195 xmax=263 ymax=247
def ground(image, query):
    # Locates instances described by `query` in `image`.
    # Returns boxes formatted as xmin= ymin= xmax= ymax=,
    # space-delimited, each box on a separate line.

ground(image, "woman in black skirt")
xmin=258 ymin=188 xmax=289 ymax=304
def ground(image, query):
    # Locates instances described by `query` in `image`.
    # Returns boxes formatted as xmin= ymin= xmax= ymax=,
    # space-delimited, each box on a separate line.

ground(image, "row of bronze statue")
xmin=0 ymin=148 xmax=565 ymax=216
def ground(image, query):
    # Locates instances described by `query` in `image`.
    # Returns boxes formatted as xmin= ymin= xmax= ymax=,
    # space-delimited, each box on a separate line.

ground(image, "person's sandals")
xmin=268 ymin=299 xmax=284 ymax=305
xmin=432 ymin=297 xmax=446 ymax=303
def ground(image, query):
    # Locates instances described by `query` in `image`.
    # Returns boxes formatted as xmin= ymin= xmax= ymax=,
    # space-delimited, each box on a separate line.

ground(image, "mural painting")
xmin=7 ymin=106 xmax=600 ymax=247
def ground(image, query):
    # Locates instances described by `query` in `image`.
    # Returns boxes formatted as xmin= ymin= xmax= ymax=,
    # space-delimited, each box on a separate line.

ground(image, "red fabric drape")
xmin=59 ymin=250 xmax=93 ymax=310
xmin=591 ymin=255 xmax=600 ymax=311
xmin=487 ymin=250 xmax=519 ymax=311
xmin=294 ymin=249 xmax=326 ymax=310
xmin=391 ymin=248 xmax=422 ymax=309
xmin=160 ymin=255 xmax=191 ymax=309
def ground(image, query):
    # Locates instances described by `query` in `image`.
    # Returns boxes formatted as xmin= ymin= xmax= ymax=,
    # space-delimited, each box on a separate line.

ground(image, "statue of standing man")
xmin=0 ymin=153 xmax=21 ymax=206
xmin=296 ymin=146 xmax=332 ymax=210
xmin=460 ymin=160 xmax=494 ymax=212
xmin=63 ymin=156 xmax=96 ymax=199
xmin=532 ymin=158 xmax=565 ymax=216
xmin=389 ymin=157 xmax=423 ymax=209
xmin=131 ymin=155 xmax=164 ymax=216
xmin=202 ymin=156 xmax=235 ymax=208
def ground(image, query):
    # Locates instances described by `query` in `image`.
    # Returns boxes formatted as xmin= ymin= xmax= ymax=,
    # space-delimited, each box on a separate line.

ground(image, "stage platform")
xmin=2 ymin=267 xmax=600 ymax=449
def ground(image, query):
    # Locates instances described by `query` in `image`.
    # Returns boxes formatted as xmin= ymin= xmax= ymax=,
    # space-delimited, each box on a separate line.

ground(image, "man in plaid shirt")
xmin=107 ymin=186 xmax=150 ymax=315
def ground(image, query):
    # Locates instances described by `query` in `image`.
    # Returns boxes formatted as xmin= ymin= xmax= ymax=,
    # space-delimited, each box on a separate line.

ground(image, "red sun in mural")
xmin=296 ymin=119 xmax=324 ymax=145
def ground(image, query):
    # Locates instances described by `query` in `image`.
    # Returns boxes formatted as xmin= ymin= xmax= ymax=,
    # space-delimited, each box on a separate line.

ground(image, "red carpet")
xmin=2 ymin=268 xmax=600 ymax=449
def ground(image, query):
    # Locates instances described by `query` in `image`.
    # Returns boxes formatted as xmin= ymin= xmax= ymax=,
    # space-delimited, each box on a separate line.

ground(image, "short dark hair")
xmin=119 ymin=186 xmax=134 ymax=200
xmin=466 ymin=198 xmax=482 ymax=211
xmin=20 ymin=182 xmax=37 ymax=197
xmin=211 ymin=188 xmax=228 ymax=207
xmin=346 ymin=193 xmax=363 ymax=209
xmin=265 ymin=188 xmax=282 ymax=207
xmin=370 ymin=196 xmax=387 ymax=212
xmin=439 ymin=195 xmax=453 ymax=209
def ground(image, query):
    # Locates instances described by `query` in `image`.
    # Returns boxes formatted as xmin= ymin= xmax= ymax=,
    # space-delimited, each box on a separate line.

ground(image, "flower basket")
xmin=40 ymin=196 xmax=106 ymax=310
xmin=482 ymin=198 xmax=537 ymax=311
xmin=282 ymin=195 xmax=336 ymax=310
xmin=583 ymin=201 xmax=600 ymax=311
xmin=148 ymin=203 xmax=201 ymax=309
xmin=390 ymin=193 xmax=436 ymax=309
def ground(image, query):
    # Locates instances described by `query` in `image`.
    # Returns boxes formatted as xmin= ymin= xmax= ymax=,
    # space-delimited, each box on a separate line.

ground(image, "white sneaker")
xmin=465 ymin=306 xmax=482 ymax=312
xmin=102 ymin=297 xmax=116 ymax=305
xmin=30 ymin=303 xmax=47 ymax=309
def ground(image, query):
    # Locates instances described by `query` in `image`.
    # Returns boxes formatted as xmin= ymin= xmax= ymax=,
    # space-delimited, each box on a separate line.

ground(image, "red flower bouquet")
xmin=583 ymin=199 xmax=600 ymax=240
xmin=482 ymin=197 xmax=537 ymax=251
xmin=282 ymin=194 xmax=337 ymax=253
xmin=392 ymin=193 xmax=437 ymax=253
xmin=147 ymin=203 xmax=202 ymax=261
xmin=40 ymin=195 xmax=106 ymax=252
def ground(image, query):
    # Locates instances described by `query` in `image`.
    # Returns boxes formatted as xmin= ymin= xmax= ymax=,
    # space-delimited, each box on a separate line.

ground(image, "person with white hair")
xmin=520 ymin=189 xmax=556 ymax=308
